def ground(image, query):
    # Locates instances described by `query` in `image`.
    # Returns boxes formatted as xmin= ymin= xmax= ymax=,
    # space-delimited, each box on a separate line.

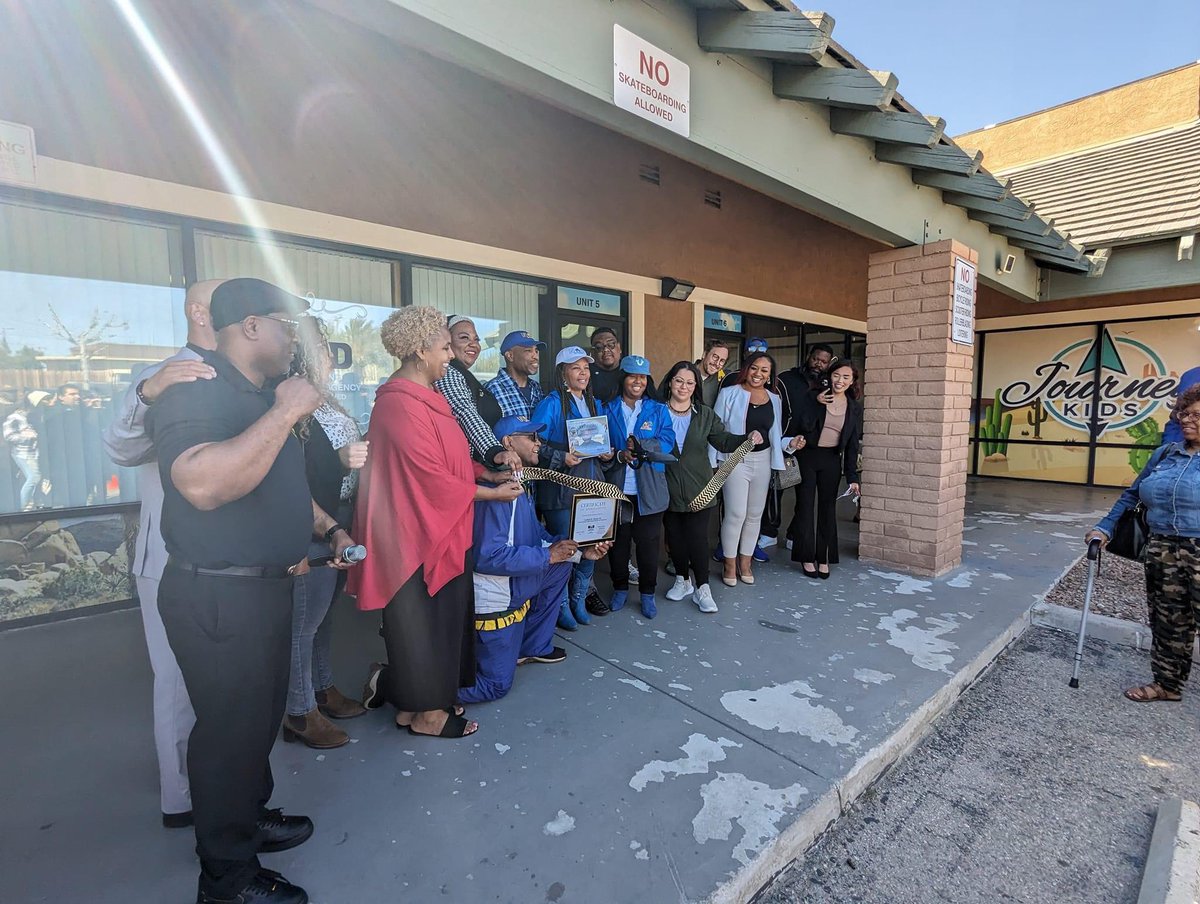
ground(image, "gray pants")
xmin=136 ymin=575 xmax=195 ymax=815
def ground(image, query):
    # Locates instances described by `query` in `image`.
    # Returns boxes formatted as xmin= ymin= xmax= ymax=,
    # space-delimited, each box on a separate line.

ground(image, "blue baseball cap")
xmin=494 ymin=416 xmax=547 ymax=440
xmin=746 ymin=337 xmax=769 ymax=353
xmin=619 ymin=354 xmax=652 ymax=375
xmin=500 ymin=330 xmax=546 ymax=354
xmin=555 ymin=346 xmax=594 ymax=366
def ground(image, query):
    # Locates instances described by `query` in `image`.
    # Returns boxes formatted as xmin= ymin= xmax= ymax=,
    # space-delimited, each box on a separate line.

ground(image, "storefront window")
xmin=0 ymin=198 xmax=184 ymax=622
xmin=195 ymin=231 xmax=396 ymax=430
xmin=411 ymin=264 xmax=543 ymax=382
xmin=974 ymin=318 xmax=1191 ymax=486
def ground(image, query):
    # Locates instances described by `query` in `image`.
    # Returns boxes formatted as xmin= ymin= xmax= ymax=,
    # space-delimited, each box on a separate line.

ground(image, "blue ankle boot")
xmin=640 ymin=592 xmax=657 ymax=619
xmin=557 ymin=601 xmax=578 ymax=631
xmin=571 ymin=591 xmax=591 ymax=626
xmin=609 ymin=590 xmax=628 ymax=612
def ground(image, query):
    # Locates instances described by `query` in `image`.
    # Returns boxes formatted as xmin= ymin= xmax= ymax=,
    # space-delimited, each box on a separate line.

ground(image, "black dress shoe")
xmin=198 ymin=868 xmax=308 ymax=903
xmin=585 ymin=587 xmax=611 ymax=617
xmin=163 ymin=810 xmax=193 ymax=829
xmin=257 ymin=809 xmax=313 ymax=854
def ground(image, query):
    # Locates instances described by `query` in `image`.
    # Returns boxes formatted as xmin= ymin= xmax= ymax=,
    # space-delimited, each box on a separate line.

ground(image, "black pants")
xmin=158 ymin=564 xmax=294 ymax=897
xmin=610 ymin=502 xmax=664 ymax=594
xmin=761 ymin=482 xmax=781 ymax=539
xmin=664 ymin=508 xmax=712 ymax=588
xmin=792 ymin=447 xmax=843 ymax=565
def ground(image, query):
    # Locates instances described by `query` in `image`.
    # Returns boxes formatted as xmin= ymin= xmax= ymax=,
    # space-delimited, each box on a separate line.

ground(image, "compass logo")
xmin=999 ymin=328 xmax=1177 ymax=437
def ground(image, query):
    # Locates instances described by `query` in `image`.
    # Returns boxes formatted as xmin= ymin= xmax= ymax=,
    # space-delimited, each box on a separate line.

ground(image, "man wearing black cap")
xmin=148 ymin=278 xmax=352 ymax=904
xmin=485 ymin=329 xmax=546 ymax=419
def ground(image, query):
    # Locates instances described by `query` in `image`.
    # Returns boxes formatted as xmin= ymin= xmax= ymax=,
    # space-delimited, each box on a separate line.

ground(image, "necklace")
xmin=669 ymin=400 xmax=692 ymax=414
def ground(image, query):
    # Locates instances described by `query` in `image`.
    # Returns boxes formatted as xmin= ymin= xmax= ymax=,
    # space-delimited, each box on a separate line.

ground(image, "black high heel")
xmin=818 ymin=567 xmax=831 ymax=580
xmin=801 ymin=564 xmax=819 ymax=579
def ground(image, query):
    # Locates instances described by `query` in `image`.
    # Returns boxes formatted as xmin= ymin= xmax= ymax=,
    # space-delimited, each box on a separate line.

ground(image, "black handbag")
xmin=1106 ymin=502 xmax=1149 ymax=561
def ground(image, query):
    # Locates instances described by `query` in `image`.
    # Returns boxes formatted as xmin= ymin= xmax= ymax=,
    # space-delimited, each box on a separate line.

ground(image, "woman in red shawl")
xmin=349 ymin=306 xmax=522 ymax=738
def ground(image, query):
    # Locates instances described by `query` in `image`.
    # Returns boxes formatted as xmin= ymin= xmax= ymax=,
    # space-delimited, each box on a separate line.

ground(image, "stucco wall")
xmin=957 ymin=63 xmax=1200 ymax=171
xmin=0 ymin=0 xmax=879 ymax=322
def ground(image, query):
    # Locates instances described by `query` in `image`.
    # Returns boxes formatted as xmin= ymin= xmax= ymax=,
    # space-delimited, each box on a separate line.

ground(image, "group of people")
xmin=2 ymin=381 xmax=111 ymax=511
xmin=107 ymin=275 xmax=866 ymax=904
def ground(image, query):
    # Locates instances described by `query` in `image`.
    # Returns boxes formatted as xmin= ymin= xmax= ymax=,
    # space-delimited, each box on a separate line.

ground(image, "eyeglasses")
xmin=264 ymin=315 xmax=301 ymax=334
xmin=592 ymin=340 xmax=619 ymax=352
xmin=1177 ymin=411 xmax=1200 ymax=423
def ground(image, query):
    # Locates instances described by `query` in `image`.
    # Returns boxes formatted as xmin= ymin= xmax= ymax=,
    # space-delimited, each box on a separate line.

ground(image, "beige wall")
xmin=957 ymin=63 xmax=1200 ymax=171
xmin=0 ymin=0 xmax=880 ymax=324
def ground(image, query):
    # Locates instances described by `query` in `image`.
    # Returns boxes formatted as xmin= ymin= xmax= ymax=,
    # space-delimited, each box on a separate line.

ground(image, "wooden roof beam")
xmin=911 ymin=170 xmax=1010 ymax=200
xmin=941 ymin=192 xmax=1034 ymax=222
xmin=1033 ymin=252 xmax=1093 ymax=275
xmin=773 ymin=65 xmax=897 ymax=110
xmin=829 ymin=108 xmax=945 ymax=147
xmin=875 ymin=143 xmax=984 ymax=176
xmin=697 ymin=10 xmax=834 ymax=63
xmin=967 ymin=210 xmax=1054 ymax=236
xmin=1007 ymin=232 xmax=1076 ymax=257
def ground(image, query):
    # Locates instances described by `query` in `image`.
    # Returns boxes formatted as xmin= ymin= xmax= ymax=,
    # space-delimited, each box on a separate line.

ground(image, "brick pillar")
xmin=858 ymin=240 xmax=977 ymax=576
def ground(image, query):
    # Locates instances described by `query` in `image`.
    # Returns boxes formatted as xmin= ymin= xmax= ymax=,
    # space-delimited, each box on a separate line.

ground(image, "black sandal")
xmin=395 ymin=705 xmax=465 ymax=728
xmin=407 ymin=712 xmax=477 ymax=739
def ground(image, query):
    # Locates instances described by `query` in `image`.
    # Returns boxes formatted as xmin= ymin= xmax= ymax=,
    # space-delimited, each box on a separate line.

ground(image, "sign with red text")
xmin=0 ymin=120 xmax=36 ymax=186
xmin=613 ymin=25 xmax=690 ymax=138
xmin=951 ymin=257 xmax=976 ymax=346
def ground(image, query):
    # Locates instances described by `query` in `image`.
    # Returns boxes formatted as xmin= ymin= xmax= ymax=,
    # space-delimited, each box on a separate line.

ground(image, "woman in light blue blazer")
xmin=712 ymin=352 xmax=804 ymax=586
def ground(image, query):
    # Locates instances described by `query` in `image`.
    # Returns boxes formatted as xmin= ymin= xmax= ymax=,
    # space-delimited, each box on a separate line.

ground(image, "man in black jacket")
xmin=777 ymin=344 xmax=835 ymax=548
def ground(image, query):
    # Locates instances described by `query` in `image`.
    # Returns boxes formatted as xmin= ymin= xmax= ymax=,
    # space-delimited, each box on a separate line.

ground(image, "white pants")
xmin=136 ymin=575 xmax=196 ymax=815
xmin=720 ymin=449 xmax=773 ymax=557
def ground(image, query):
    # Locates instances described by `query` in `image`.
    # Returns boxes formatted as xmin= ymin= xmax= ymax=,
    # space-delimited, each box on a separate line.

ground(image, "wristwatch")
xmin=135 ymin=379 xmax=153 ymax=406
xmin=322 ymin=524 xmax=346 ymax=544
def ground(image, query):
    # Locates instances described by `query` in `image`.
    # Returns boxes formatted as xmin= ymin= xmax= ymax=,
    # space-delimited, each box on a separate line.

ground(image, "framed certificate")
xmin=569 ymin=494 xmax=617 ymax=546
xmin=566 ymin=415 xmax=611 ymax=459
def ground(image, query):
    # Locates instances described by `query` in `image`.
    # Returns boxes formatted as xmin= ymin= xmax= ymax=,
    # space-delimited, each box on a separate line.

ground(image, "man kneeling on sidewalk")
xmin=459 ymin=416 xmax=612 ymax=703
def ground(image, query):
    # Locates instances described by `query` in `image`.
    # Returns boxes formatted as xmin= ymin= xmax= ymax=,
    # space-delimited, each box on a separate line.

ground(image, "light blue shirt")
xmin=618 ymin=399 xmax=643 ymax=495
xmin=669 ymin=409 xmax=692 ymax=456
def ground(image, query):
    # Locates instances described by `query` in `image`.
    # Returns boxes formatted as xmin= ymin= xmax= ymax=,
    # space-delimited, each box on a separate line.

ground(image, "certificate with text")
xmin=569 ymin=495 xmax=617 ymax=545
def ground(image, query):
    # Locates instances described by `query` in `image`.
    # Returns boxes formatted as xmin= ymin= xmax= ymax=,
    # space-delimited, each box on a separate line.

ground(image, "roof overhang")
xmin=307 ymin=0 xmax=1085 ymax=299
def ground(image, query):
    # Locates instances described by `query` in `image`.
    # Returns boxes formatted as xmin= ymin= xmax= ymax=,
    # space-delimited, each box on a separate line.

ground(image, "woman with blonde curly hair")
xmin=349 ymin=306 xmax=522 ymax=739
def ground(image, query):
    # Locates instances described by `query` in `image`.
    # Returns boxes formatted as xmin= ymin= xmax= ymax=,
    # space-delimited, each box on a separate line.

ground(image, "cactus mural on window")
xmin=981 ymin=390 xmax=1013 ymax=459
xmin=1127 ymin=418 xmax=1162 ymax=474
xmin=1026 ymin=398 xmax=1048 ymax=439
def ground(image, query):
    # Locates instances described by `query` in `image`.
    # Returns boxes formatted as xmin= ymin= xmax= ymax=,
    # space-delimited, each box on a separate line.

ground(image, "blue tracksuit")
xmin=458 ymin=487 xmax=572 ymax=703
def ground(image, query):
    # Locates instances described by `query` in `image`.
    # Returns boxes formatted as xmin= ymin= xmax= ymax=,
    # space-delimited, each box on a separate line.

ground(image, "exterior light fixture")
xmin=661 ymin=277 xmax=695 ymax=301
xmin=995 ymin=253 xmax=1016 ymax=275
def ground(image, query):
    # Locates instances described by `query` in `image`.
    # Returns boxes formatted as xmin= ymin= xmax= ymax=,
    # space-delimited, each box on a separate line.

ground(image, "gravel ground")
xmin=761 ymin=627 xmax=1200 ymax=904
xmin=1043 ymin=553 xmax=1149 ymax=626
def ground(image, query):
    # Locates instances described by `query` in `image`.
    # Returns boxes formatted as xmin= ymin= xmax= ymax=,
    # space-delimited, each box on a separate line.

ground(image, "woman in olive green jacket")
xmin=661 ymin=361 xmax=757 ymax=614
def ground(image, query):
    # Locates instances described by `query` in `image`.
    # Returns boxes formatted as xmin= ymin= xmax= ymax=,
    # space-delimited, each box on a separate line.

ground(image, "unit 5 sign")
xmin=613 ymin=25 xmax=690 ymax=138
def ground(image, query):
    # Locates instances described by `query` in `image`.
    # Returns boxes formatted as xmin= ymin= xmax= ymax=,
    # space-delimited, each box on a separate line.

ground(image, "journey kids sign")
xmin=977 ymin=322 xmax=1187 ymax=484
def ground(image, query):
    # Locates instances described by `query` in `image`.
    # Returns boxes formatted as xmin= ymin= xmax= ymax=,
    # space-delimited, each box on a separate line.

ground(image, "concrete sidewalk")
xmin=0 ymin=479 xmax=1115 ymax=904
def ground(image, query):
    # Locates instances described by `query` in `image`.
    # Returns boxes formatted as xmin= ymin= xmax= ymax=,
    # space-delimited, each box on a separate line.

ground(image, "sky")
xmin=822 ymin=2 xmax=1200 ymax=136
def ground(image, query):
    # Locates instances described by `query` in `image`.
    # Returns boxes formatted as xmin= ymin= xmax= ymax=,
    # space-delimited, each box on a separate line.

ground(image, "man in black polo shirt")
xmin=149 ymin=278 xmax=352 ymax=904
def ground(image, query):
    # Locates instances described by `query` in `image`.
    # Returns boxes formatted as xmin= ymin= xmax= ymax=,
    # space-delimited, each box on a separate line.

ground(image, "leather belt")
xmin=167 ymin=559 xmax=292 ymax=579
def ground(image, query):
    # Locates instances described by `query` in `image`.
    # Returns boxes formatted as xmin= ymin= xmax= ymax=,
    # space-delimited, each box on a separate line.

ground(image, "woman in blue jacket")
xmin=603 ymin=355 xmax=675 ymax=619
xmin=531 ymin=346 xmax=614 ymax=630
xmin=1089 ymin=382 xmax=1200 ymax=703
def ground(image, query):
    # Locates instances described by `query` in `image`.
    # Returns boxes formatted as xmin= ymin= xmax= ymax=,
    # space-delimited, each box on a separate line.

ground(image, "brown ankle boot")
xmin=316 ymin=685 xmax=367 ymax=720
xmin=282 ymin=708 xmax=349 ymax=749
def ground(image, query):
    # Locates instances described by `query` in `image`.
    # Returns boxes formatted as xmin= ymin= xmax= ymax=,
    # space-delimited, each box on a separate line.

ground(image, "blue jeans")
xmin=287 ymin=541 xmax=339 ymax=716
xmin=10 ymin=448 xmax=40 ymax=510
xmin=543 ymin=508 xmax=595 ymax=608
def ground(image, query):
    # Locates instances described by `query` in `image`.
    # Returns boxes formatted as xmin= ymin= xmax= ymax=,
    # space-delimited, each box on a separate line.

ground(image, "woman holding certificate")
xmin=712 ymin=352 xmax=804 ymax=587
xmin=602 ymin=355 xmax=675 ymax=619
xmin=660 ymin=361 xmax=754 ymax=614
xmin=531 ymin=346 xmax=614 ymax=630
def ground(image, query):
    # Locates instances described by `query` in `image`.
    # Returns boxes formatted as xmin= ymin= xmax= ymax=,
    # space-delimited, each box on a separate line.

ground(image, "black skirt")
xmin=381 ymin=561 xmax=475 ymax=712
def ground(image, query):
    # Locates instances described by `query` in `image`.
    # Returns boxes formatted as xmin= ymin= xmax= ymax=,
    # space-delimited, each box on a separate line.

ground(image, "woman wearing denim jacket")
xmin=1088 ymin=383 xmax=1200 ymax=703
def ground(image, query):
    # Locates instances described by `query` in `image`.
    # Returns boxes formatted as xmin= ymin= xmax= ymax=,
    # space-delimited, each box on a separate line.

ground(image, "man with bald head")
xmin=103 ymin=279 xmax=221 ymax=829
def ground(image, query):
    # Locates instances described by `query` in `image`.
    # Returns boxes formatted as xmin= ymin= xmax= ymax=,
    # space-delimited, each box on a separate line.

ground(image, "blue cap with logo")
xmin=619 ymin=354 xmax=652 ymax=375
xmin=493 ymin=415 xmax=547 ymax=440
xmin=500 ymin=330 xmax=546 ymax=354
xmin=746 ymin=337 xmax=769 ymax=353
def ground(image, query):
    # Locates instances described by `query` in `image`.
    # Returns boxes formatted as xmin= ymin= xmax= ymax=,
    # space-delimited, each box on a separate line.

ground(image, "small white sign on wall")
xmin=613 ymin=25 xmax=690 ymax=138
xmin=0 ymin=120 xmax=36 ymax=186
xmin=952 ymin=257 xmax=977 ymax=346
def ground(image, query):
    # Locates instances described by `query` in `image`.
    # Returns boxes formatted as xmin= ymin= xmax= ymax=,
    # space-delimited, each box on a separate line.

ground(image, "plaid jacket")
xmin=485 ymin=368 xmax=544 ymax=420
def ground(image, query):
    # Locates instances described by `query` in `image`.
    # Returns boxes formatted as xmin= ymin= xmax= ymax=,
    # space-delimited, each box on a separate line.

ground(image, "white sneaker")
xmin=693 ymin=584 xmax=718 ymax=613
xmin=786 ymin=539 xmax=793 ymax=551
xmin=666 ymin=576 xmax=694 ymax=601
xmin=629 ymin=560 xmax=640 ymax=580
xmin=758 ymin=535 xmax=777 ymax=548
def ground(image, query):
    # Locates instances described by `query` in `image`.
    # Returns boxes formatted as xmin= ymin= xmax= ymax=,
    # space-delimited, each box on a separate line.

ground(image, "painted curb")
xmin=1031 ymin=600 xmax=1152 ymax=651
xmin=1137 ymin=798 xmax=1200 ymax=904
xmin=708 ymin=604 xmax=1036 ymax=904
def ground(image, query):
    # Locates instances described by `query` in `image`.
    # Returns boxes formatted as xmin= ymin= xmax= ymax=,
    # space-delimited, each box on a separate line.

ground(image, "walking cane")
xmin=1068 ymin=537 xmax=1104 ymax=688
